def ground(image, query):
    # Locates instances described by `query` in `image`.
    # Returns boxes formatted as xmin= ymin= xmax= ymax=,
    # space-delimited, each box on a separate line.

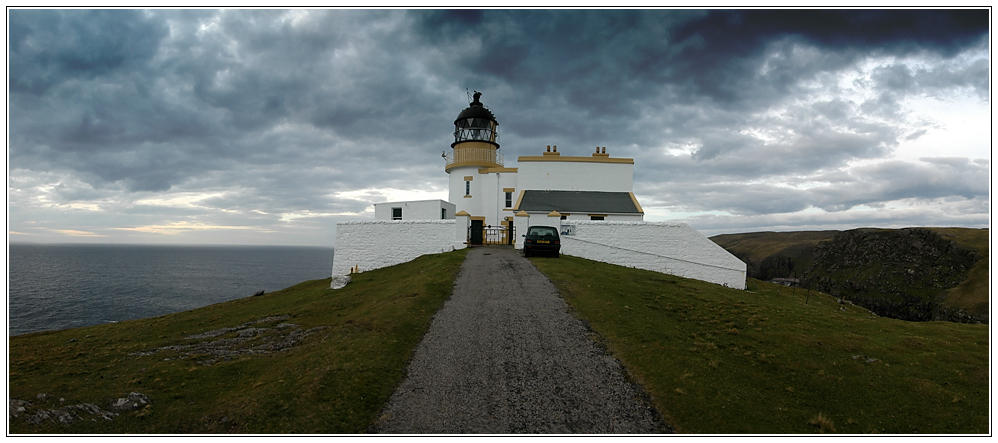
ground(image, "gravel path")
xmin=371 ymin=246 xmax=669 ymax=434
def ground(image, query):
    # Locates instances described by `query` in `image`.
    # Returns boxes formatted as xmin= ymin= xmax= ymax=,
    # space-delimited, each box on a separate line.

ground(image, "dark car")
xmin=523 ymin=225 xmax=561 ymax=258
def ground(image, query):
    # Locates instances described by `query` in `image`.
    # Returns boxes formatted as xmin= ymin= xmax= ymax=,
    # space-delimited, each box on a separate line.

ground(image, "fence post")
xmin=454 ymin=210 xmax=470 ymax=249
xmin=513 ymin=210 xmax=529 ymax=249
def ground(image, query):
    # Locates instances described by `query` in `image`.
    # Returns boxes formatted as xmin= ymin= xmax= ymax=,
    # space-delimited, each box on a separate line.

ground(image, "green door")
xmin=470 ymin=220 xmax=484 ymax=245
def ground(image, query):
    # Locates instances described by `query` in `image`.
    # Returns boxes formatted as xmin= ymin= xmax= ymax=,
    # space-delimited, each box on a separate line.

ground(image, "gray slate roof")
xmin=515 ymin=190 xmax=642 ymax=214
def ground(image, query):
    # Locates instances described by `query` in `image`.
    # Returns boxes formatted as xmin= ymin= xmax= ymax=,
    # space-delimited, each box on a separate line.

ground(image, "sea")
xmin=7 ymin=243 xmax=335 ymax=336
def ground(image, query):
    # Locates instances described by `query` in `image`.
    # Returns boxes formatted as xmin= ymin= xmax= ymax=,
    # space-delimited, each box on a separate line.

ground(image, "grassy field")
xmin=9 ymin=244 xmax=989 ymax=434
xmin=8 ymin=249 xmax=467 ymax=434
xmin=530 ymin=254 xmax=989 ymax=434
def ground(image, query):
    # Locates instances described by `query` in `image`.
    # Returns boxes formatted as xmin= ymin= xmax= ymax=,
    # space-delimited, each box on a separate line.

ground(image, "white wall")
xmin=331 ymin=220 xmax=463 ymax=279
xmin=449 ymin=166 xmax=518 ymax=227
xmin=517 ymin=159 xmax=633 ymax=192
xmin=374 ymin=200 xmax=455 ymax=221
xmin=559 ymin=221 xmax=747 ymax=289
xmin=546 ymin=212 xmax=643 ymax=222
xmin=449 ymin=165 xmax=483 ymax=219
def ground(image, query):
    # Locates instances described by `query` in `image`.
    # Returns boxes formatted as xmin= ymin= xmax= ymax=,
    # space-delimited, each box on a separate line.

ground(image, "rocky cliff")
xmin=712 ymin=228 xmax=986 ymax=323
xmin=801 ymin=228 xmax=980 ymax=322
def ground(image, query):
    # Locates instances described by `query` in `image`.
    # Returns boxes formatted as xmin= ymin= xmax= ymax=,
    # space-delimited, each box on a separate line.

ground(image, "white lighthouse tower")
xmin=444 ymin=92 xmax=517 ymax=241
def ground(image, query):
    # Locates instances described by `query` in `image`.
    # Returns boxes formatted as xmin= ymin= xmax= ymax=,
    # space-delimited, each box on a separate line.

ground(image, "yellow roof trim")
xmin=517 ymin=155 xmax=634 ymax=164
xmin=515 ymin=210 xmax=529 ymax=217
xmin=548 ymin=210 xmax=562 ymax=217
xmin=454 ymin=210 xmax=470 ymax=216
xmin=628 ymin=192 xmax=645 ymax=214
xmin=446 ymin=161 xmax=502 ymax=173
xmin=478 ymin=167 xmax=518 ymax=173
xmin=512 ymin=189 xmax=526 ymax=210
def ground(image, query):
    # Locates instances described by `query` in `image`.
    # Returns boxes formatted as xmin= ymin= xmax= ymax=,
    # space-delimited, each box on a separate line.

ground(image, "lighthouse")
xmin=335 ymin=91 xmax=746 ymax=289
xmin=445 ymin=92 xmax=518 ymax=235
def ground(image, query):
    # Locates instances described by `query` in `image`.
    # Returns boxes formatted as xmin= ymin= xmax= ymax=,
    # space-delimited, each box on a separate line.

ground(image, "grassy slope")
xmin=927 ymin=228 xmax=990 ymax=317
xmin=9 ymin=249 xmax=467 ymax=434
xmin=710 ymin=231 xmax=837 ymax=266
xmin=530 ymin=255 xmax=989 ymax=434
xmin=10 ymin=245 xmax=988 ymax=434
xmin=711 ymin=228 xmax=989 ymax=319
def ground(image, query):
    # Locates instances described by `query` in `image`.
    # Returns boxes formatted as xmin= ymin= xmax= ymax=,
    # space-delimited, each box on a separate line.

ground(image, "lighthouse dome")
xmin=453 ymin=91 xmax=499 ymax=147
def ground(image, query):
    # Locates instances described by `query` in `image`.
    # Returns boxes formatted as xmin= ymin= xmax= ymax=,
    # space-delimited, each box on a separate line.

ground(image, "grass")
xmin=529 ymin=254 xmax=989 ymax=434
xmin=928 ymin=228 xmax=990 ymax=317
xmin=710 ymin=230 xmax=837 ymax=265
xmin=10 ymin=244 xmax=989 ymax=434
xmin=8 ymin=248 xmax=467 ymax=434
xmin=712 ymin=228 xmax=989 ymax=322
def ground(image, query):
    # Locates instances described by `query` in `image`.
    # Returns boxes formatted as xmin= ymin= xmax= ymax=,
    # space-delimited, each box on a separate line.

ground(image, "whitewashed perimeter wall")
xmin=560 ymin=221 xmax=747 ymax=289
xmin=331 ymin=220 xmax=461 ymax=277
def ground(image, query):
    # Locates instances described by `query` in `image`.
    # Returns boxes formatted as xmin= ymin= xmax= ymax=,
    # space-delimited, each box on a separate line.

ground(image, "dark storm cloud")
xmin=7 ymin=9 xmax=990 ymax=243
xmin=408 ymin=9 xmax=987 ymax=151
xmin=870 ymin=56 xmax=989 ymax=99
xmin=9 ymin=9 xmax=168 ymax=95
xmin=10 ymin=10 xmax=452 ymax=197
xmin=666 ymin=9 xmax=988 ymax=101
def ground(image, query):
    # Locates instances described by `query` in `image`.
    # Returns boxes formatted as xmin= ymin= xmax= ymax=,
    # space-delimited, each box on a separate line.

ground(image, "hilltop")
xmin=711 ymin=228 xmax=989 ymax=323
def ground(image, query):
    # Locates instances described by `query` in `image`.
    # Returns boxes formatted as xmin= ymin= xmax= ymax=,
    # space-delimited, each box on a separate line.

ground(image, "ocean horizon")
xmin=7 ymin=243 xmax=335 ymax=336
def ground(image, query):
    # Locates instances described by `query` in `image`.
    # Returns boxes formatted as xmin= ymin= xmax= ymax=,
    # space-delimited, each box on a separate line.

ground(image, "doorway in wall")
xmin=470 ymin=219 xmax=484 ymax=245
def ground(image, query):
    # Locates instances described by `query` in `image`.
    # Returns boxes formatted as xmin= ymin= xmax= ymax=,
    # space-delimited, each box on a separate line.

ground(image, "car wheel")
xmin=524 ymin=249 xmax=530 ymax=257
xmin=553 ymin=251 xmax=560 ymax=258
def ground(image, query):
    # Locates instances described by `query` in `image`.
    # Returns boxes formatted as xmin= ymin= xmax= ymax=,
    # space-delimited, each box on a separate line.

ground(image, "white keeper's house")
xmin=331 ymin=92 xmax=746 ymax=289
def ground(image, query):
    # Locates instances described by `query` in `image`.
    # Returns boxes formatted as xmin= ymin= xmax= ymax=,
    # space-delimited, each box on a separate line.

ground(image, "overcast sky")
xmin=7 ymin=9 xmax=991 ymax=245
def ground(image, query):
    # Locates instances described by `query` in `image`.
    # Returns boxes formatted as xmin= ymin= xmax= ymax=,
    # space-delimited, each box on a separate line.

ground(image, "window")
xmin=527 ymin=226 xmax=559 ymax=236
xmin=465 ymin=181 xmax=471 ymax=196
xmin=441 ymin=208 xmax=447 ymax=219
xmin=392 ymin=207 xmax=402 ymax=220
xmin=505 ymin=192 xmax=512 ymax=208
xmin=590 ymin=216 xmax=605 ymax=221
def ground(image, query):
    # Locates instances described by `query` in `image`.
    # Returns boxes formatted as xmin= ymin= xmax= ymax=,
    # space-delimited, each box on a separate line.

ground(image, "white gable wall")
xmin=374 ymin=200 xmax=456 ymax=221
xmin=517 ymin=159 xmax=633 ymax=192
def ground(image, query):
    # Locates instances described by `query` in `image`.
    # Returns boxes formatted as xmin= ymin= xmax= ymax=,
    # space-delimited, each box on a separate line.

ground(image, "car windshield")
xmin=527 ymin=227 xmax=558 ymax=237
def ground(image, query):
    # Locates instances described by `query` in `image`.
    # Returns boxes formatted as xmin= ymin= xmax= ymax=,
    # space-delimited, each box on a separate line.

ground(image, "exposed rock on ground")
xmin=111 ymin=392 xmax=151 ymax=411
xmin=330 ymin=274 xmax=351 ymax=289
xmin=9 ymin=392 xmax=150 ymax=426
xmin=130 ymin=315 xmax=327 ymax=365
